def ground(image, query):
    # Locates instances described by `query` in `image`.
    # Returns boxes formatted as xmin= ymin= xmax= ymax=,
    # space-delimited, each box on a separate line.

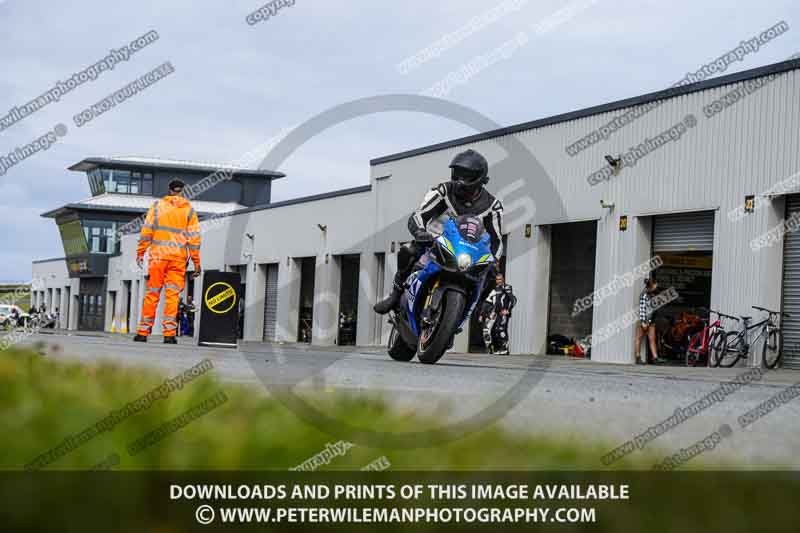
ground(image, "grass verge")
xmin=0 ymin=347 xmax=664 ymax=470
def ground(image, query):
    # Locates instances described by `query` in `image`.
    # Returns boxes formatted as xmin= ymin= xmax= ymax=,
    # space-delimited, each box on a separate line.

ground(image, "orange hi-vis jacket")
xmin=137 ymin=195 xmax=201 ymax=267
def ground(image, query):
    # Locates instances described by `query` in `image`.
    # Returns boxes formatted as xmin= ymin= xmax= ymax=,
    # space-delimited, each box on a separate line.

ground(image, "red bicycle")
xmin=685 ymin=308 xmax=737 ymax=367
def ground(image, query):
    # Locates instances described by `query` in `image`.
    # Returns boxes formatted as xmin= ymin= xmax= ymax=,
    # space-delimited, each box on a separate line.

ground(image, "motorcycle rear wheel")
xmin=417 ymin=291 xmax=466 ymax=365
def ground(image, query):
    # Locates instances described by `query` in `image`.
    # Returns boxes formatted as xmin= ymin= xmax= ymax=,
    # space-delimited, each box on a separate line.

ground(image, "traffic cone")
xmin=120 ymin=317 xmax=128 ymax=334
xmin=110 ymin=316 xmax=117 ymax=333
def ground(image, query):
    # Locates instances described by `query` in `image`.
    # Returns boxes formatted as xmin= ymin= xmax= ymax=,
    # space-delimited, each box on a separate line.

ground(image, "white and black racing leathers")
xmin=393 ymin=181 xmax=504 ymax=289
xmin=481 ymin=283 xmax=516 ymax=354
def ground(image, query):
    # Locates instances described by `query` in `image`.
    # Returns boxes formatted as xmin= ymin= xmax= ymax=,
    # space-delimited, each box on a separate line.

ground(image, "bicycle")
xmin=686 ymin=308 xmax=736 ymax=367
xmin=716 ymin=306 xmax=789 ymax=369
xmin=658 ymin=309 xmax=705 ymax=361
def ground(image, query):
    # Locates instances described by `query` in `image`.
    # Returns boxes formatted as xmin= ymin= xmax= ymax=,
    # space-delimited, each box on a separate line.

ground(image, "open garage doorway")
xmin=262 ymin=263 xmax=279 ymax=342
xmin=123 ymin=280 xmax=132 ymax=334
xmin=297 ymin=257 xmax=316 ymax=343
xmin=651 ymin=211 xmax=715 ymax=363
xmin=231 ymin=265 xmax=247 ymax=339
xmin=546 ymin=221 xmax=597 ymax=356
xmin=337 ymin=254 xmax=360 ymax=346
xmin=782 ymin=195 xmax=800 ymax=369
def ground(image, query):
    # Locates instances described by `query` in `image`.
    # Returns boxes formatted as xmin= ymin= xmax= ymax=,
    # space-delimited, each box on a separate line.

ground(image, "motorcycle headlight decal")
xmin=439 ymin=237 xmax=456 ymax=256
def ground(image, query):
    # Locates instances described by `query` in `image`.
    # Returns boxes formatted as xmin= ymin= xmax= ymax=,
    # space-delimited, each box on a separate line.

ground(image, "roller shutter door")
xmin=653 ymin=211 xmax=715 ymax=252
xmin=782 ymin=195 xmax=800 ymax=369
xmin=262 ymin=264 xmax=278 ymax=342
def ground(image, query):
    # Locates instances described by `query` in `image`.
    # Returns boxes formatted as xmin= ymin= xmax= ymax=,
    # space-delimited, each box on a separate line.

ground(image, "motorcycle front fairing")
xmin=403 ymin=218 xmax=495 ymax=337
xmin=403 ymin=257 xmax=441 ymax=337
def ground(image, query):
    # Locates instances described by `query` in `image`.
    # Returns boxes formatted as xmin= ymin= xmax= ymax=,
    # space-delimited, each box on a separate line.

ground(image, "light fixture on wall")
xmin=317 ymin=224 xmax=327 ymax=232
xmin=243 ymin=233 xmax=255 ymax=262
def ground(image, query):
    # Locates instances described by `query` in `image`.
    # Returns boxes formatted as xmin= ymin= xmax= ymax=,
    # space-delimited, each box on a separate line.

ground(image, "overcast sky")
xmin=0 ymin=0 xmax=797 ymax=282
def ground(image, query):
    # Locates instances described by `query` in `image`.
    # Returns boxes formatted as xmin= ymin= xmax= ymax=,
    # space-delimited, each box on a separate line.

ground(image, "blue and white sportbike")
xmin=387 ymin=215 xmax=496 ymax=364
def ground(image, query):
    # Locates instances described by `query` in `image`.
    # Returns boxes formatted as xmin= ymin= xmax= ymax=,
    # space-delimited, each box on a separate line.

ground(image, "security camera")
xmin=317 ymin=224 xmax=328 ymax=232
xmin=245 ymin=233 xmax=255 ymax=240
xmin=604 ymin=155 xmax=623 ymax=176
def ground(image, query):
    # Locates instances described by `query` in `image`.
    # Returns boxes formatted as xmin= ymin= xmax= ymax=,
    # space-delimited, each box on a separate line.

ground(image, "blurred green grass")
xmin=5 ymin=348 xmax=800 ymax=533
xmin=0 ymin=347 xmax=672 ymax=471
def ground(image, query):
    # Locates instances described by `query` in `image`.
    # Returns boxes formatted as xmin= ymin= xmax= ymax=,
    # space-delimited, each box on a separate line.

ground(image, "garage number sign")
xmin=619 ymin=215 xmax=628 ymax=232
xmin=745 ymin=195 xmax=755 ymax=213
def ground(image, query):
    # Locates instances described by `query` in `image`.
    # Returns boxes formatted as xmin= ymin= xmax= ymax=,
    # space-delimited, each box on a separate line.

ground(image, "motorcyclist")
xmin=374 ymin=149 xmax=504 ymax=315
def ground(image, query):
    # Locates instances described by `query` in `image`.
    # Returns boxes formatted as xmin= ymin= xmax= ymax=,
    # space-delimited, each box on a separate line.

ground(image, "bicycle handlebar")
xmin=710 ymin=309 xmax=739 ymax=321
xmin=753 ymin=306 xmax=791 ymax=318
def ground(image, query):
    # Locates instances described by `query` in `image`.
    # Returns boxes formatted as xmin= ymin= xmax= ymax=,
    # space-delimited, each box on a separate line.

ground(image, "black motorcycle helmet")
xmin=449 ymin=149 xmax=489 ymax=201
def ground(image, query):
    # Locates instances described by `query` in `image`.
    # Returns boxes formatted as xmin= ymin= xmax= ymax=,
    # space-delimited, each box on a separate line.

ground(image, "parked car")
xmin=0 ymin=304 xmax=31 ymax=329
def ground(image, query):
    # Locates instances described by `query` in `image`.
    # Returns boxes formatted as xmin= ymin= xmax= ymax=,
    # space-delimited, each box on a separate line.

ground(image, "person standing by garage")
xmin=134 ymin=179 xmax=202 ymax=344
xmin=634 ymin=278 xmax=661 ymax=364
xmin=481 ymin=272 xmax=517 ymax=355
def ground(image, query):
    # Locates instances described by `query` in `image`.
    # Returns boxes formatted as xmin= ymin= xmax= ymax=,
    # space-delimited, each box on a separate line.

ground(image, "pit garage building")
xmin=32 ymin=58 xmax=800 ymax=367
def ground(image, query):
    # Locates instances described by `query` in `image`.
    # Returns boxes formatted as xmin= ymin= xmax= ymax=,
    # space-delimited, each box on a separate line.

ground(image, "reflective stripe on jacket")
xmin=136 ymin=195 xmax=201 ymax=266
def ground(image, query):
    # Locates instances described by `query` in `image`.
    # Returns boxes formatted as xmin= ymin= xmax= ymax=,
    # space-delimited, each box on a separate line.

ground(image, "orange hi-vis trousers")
xmin=137 ymin=259 xmax=186 ymax=337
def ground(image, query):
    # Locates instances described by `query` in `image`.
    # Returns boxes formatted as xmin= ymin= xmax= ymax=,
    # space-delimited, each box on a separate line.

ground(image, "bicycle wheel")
xmin=709 ymin=330 xmax=728 ymax=368
xmin=719 ymin=331 xmax=744 ymax=368
xmin=762 ymin=327 xmax=783 ymax=369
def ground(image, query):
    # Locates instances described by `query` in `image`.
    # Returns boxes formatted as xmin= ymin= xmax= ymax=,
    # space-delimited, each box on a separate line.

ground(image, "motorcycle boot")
xmin=374 ymin=283 xmax=403 ymax=315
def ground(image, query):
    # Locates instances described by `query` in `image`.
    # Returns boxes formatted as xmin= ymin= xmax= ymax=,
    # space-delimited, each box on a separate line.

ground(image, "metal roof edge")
xmin=41 ymin=203 xmax=225 ymax=219
xmin=32 ymin=257 xmax=66 ymax=265
xmin=221 ymin=184 xmax=372 ymax=218
xmin=370 ymin=58 xmax=800 ymax=166
xmin=67 ymin=157 xmax=286 ymax=179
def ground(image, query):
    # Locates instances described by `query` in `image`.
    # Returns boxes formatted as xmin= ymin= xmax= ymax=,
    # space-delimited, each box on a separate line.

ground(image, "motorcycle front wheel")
xmin=417 ymin=291 xmax=466 ymax=365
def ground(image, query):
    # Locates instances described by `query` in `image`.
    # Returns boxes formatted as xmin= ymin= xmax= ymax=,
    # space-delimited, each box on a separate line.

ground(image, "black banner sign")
xmin=198 ymin=270 xmax=241 ymax=348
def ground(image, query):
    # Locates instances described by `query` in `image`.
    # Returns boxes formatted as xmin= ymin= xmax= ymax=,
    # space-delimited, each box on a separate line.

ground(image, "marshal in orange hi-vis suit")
xmin=135 ymin=185 xmax=201 ymax=340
